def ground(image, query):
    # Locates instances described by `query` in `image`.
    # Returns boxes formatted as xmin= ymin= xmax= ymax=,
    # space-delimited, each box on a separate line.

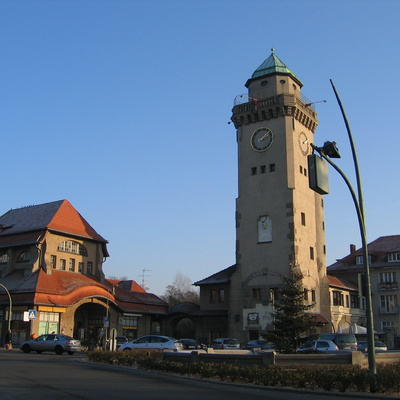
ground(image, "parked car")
xmin=180 ymin=338 xmax=205 ymax=350
xmin=297 ymin=340 xmax=339 ymax=353
xmin=243 ymin=340 xmax=275 ymax=351
xmin=357 ymin=341 xmax=387 ymax=352
xmin=20 ymin=333 xmax=81 ymax=355
xmin=211 ymin=338 xmax=240 ymax=350
xmin=119 ymin=335 xmax=183 ymax=351
xmin=318 ymin=333 xmax=358 ymax=350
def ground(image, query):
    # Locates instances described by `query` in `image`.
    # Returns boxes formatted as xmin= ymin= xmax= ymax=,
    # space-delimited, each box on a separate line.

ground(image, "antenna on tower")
xmin=139 ymin=268 xmax=151 ymax=291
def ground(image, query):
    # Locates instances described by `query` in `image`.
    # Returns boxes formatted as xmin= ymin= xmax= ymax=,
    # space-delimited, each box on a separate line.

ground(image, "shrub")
xmin=86 ymin=350 xmax=400 ymax=394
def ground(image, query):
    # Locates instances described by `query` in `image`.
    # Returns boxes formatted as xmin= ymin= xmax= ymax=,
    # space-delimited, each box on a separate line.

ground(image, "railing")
xmin=232 ymin=92 xmax=316 ymax=111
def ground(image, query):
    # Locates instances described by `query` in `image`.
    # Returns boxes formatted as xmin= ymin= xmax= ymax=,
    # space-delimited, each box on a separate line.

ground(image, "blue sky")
xmin=1 ymin=0 xmax=399 ymax=296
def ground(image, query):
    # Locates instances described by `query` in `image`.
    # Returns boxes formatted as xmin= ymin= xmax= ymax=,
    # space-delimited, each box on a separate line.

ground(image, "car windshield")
xmin=224 ymin=339 xmax=239 ymax=344
xmin=336 ymin=335 xmax=356 ymax=343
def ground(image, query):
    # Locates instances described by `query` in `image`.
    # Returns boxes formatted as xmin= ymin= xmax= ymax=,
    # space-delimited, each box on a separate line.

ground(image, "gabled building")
xmin=328 ymin=275 xmax=365 ymax=333
xmin=0 ymin=200 xmax=167 ymax=346
xmin=328 ymin=235 xmax=400 ymax=348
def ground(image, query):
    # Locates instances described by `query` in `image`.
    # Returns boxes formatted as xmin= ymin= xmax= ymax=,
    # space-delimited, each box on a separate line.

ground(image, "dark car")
xmin=318 ymin=333 xmax=358 ymax=350
xmin=20 ymin=333 xmax=81 ymax=355
xmin=180 ymin=338 xmax=204 ymax=350
xmin=243 ymin=339 xmax=275 ymax=350
xmin=358 ymin=341 xmax=387 ymax=352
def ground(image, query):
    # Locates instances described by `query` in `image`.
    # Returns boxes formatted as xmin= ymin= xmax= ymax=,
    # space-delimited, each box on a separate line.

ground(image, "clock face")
xmin=298 ymin=132 xmax=309 ymax=155
xmin=250 ymin=127 xmax=274 ymax=152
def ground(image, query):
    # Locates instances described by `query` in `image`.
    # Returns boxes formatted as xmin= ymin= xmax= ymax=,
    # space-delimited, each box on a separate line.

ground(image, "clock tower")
xmin=229 ymin=51 xmax=330 ymax=342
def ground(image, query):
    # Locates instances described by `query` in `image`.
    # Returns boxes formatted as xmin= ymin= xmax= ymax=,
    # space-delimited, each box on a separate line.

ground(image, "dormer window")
xmin=356 ymin=255 xmax=372 ymax=265
xmin=388 ymin=253 xmax=400 ymax=262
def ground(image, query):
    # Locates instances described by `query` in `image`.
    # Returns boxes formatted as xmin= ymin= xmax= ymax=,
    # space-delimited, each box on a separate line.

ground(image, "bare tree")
xmin=161 ymin=272 xmax=199 ymax=306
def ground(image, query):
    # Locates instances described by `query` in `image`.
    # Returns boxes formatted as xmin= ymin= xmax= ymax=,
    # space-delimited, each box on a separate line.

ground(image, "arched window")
xmin=57 ymin=241 xmax=88 ymax=256
xmin=17 ymin=250 xmax=31 ymax=262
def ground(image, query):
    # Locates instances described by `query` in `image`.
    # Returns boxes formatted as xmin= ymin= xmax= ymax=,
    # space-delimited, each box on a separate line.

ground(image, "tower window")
xmin=261 ymin=80 xmax=268 ymax=86
xmin=269 ymin=164 xmax=275 ymax=172
xmin=210 ymin=289 xmax=217 ymax=303
xmin=260 ymin=165 xmax=266 ymax=173
xmin=251 ymin=167 xmax=257 ymax=175
xmin=301 ymin=212 xmax=306 ymax=226
xmin=310 ymin=247 xmax=314 ymax=260
xmin=252 ymin=288 xmax=262 ymax=301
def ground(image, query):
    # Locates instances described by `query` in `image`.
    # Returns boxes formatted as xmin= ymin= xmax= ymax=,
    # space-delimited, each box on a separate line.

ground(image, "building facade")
xmin=196 ymin=52 xmax=331 ymax=344
xmin=328 ymin=236 xmax=400 ymax=349
xmin=328 ymin=275 xmax=366 ymax=333
xmin=0 ymin=200 xmax=167 ymax=346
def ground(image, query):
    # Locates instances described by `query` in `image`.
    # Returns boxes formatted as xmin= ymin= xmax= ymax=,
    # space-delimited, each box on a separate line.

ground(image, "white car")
xmin=119 ymin=335 xmax=183 ymax=351
xmin=297 ymin=340 xmax=339 ymax=353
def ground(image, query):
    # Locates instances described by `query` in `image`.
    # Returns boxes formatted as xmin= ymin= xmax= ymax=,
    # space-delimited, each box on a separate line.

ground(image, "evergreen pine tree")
xmin=268 ymin=264 xmax=319 ymax=353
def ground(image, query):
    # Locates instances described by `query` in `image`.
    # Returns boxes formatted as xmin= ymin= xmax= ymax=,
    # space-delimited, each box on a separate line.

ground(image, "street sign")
xmin=28 ymin=310 xmax=37 ymax=320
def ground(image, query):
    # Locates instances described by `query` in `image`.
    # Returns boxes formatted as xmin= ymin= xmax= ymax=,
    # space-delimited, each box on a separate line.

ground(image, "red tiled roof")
xmin=47 ymin=200 xmax=107 ymax=242
xmin=33 ymin=270 xmax=167 ymax=314
xmin=328 ymin=275 xmax=358 ymax=291
xmin=0 ymin=200 xmax=107 ymax=243
xmin=106 ymin=279 xmax=146 ymax=293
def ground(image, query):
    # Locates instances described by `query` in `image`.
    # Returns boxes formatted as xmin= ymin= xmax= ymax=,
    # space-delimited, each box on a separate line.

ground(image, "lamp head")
xmin=322 ymin=141 xmax=341 ymax=158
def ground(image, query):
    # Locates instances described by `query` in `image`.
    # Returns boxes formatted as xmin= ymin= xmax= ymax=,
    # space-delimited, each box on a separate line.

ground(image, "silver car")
xmin=20 ymin=334 xmax=82 ymax=355
xmin=211 ymin=338 xmax=240 ymax=350
xmin=119 ymin=335 xmax=183 ymax=351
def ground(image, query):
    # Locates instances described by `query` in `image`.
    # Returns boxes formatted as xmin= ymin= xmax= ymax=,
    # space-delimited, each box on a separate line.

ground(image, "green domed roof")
xmin=247 ymin=51 xmax=303 ymax=87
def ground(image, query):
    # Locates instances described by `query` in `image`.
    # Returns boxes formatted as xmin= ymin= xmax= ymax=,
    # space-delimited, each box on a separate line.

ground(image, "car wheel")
xmin=123 ymin=348 xmax=131 ymax=351
xmin=36 ymin=351 xmax=42 ymax=354
xmin=22 ymin=344 xmax=31 ymax=353
xmin=67 ymin=351 xmax=74 ymax=355
xmin=54 ymin=346 xmax=64 ymax=355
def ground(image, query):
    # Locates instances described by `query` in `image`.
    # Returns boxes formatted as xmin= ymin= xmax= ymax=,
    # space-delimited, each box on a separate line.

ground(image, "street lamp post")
xmin=309 ymin=81 xmax=377 ymax=391
xmin=0 ymin=283 xmax=13 ymax=332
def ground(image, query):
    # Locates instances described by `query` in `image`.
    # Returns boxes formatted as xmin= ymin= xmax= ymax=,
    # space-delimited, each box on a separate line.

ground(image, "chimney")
xmin=350 ymin=244 xmax=356 ymax=254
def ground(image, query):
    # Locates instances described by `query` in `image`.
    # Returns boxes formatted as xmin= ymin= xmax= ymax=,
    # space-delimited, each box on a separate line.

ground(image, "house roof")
xmin=194 ymin=265 xmax=237 ymax=286
xmin=107 ymin=279 xmax=146 ymax=293
xmin=328 ymin=275 xmax=358 ymax=291
xmin=0 ymin=269 xmax=167 ymax=315
xmin=0 ymin=200 xmax=107 ymax=243
xmin=328 ymin=235 xmax=400 ymax=272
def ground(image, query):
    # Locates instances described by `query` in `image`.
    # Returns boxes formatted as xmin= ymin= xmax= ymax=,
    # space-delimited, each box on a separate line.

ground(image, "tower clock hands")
xmin=260 ymin=132 xmax=270 ymax=141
